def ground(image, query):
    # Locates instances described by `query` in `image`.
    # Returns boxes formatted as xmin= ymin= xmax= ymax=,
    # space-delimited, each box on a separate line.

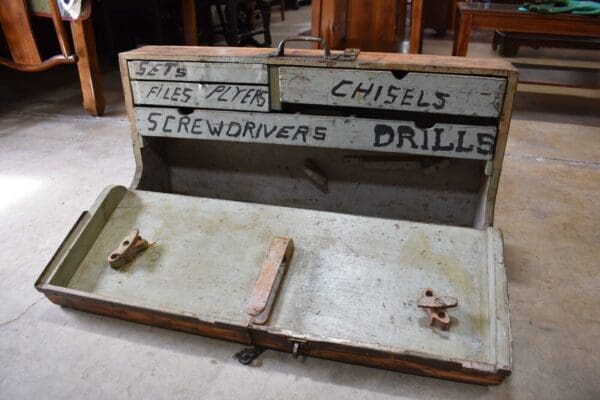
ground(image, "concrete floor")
xmin=1 ymin=5 xmax=599 ymax=400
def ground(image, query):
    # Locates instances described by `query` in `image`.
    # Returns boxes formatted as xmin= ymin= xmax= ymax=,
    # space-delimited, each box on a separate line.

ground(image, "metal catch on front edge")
xmin=417 ymin=288 xmax=458 ymax=331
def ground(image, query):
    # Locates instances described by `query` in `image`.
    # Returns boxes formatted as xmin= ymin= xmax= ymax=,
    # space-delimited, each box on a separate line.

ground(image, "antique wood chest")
xmin=36 ymin=41 xmax=518 ymax=385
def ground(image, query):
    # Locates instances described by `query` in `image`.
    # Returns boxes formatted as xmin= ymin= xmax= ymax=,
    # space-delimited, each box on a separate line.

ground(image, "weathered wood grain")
xmin=279 ymin=67 xmax=506 ymax=117
xmin=135 ymin=107 xmax=497 ymax=160
xmin=36 ymin=187 xmax=511 ymax=385
xmin=127 ymin=60 xmax=268 ymax=84
xmin=119 ymin=46 xmax=518 ymax=78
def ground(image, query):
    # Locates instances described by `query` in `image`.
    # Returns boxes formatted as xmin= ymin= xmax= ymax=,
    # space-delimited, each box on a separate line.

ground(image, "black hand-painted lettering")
xmin=477 ymin=133 xmax=495 ymax=156
xmin=352 ymin=82 xmax=374 ymax=99
xmin=431 ymin=127 xmax=454 ymax=151
xmin=182 ymin=88 xmax=192 ymax=103
xmin=135 ymin=61 xmax=149 ymax=76
xmin=276 ymin=126 xmax=294 ymax=139
xmin=206 ymin=85 xmax=225 ymax=99
xmin=314 ymin=127 xmax=326 ymax=141
xmin=416 ymin=91 xmax=430 ymax=107
xmin=242 ymin=121 xmax=256 ymax=138
xmin=206 ymin=121 xmax=224 ymax=136
xmin=331 ymin=80 xmax=353 ymax=97
xmin=401 ymin=88 xmax=415 ymax=106
xmin=373 ymin=85 xmax=384 ymax=102
xmin=162 ymin=87 xmax=171 ymax=100
xmin=175 ymin=67 xmax=186 ymax=78
xmin=385 ymin=86 xmax=400 ymax=104
xmin=420 ymin=129 xmax=429 ymax=150
xmin=433 ymin=92 xmax=450 ymax=110
xmin=373 ymin=124 xmax=394 ymax=147
xmin=163 ymin=63 xmax=174 ymax=76
xmin=251 ymin=90 xmax=266 ymax=107
xmin=231 ymin=86 xmax=247 ymax=102
xmin=191 ymin=118 xmax=203 ymax=135
xmin=397 ymin=125 xmax=418 ymax=149
xmin=264 ymin=125 xmax=278 ymax=138
xmin=240 ymin=89 xmax=254 ymax=104
xmin=218 ymin=86 xmax=231 ymax=102
xmin=293 ymin=126 xmax=309 ymax=142
xmin=162 ymin=115 xmax=175 ymax=133
xmin=172 ymin=87 xmax=182 ymax=102
xmin=147 ymin=112 xmax=160 ymax=131
xmin=455 ymin=131 xmax=474 ymax=153
xmin=226 ymin=121 xmax=241 ymax=137
xmin=146 ymin=86 xmax=160 ymax=98
xmin=148 ymin=65 xmax=160 ymax=76
xmin=178 ymin=116 xmax=191 ymax=133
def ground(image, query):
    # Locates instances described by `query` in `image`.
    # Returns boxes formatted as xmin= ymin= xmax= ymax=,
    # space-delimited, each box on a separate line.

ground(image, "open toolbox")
xmin=36 ymin=39 xmax=518 ymax=384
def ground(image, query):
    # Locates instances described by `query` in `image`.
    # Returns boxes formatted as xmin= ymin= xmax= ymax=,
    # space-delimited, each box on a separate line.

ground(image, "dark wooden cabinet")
xmin=311 ymin=0 xmax=407 ymax=52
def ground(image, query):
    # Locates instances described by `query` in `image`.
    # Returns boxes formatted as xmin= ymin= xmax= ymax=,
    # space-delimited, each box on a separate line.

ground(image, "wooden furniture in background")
xmin=311 ymin=0 xmax=407 ymax=51
xmin=0 ymin=0 xmax=105 ymax=116
xmin=453 ymin=2 xmax=600 ymax=56
xmin=410 ymin=0 xmax=458 ymax=53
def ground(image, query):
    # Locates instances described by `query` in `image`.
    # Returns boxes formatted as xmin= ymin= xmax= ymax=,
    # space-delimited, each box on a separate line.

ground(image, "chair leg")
xmin=280 ymin=0 xmax=285 ymax=20
xmin=71 ymin=18 xmax=105 ymax=116
xmin=258 ymin=1 xmax=272 ymax=45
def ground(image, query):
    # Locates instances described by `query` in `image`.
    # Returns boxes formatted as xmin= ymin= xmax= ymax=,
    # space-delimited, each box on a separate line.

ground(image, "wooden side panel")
xmin=130 ymin=81 xmax=270 ymax=112
xmin=134 ymin=107 xmax=497 ymax=160
xmin=279 ymin=67 xmax=507 ymax=118
xmin=127 ymin=61 xmax=269 ymax=84
xmin=0 ymin=0 xmax=42 ymax=64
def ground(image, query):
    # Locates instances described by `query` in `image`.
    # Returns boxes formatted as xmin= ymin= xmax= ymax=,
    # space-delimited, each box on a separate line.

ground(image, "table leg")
xmin=182 ymin=0 xmax=198 ymax=45
xmin=409 ymin=0 xmax=424 ymax=53
xmin=452 ymin=12 xmax=472 ymax=56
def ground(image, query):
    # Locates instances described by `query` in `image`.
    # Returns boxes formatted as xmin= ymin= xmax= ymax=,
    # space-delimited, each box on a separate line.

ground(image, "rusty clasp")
xmin=417 ymin=288 xmax=458 ymax=331
xmin=107 ymin=229 xmax=151 ymax=269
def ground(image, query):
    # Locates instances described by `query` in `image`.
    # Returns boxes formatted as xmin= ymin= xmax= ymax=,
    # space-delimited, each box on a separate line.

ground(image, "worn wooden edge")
xmin=37 ymin=285 xmax=253 ymax=344
xmin=250 ymin=329 xmax=510 ymax=385
xmin=118 ymin=56 xmax=144 ymax=190
xmin=118 ymin=46 xmax=517 ymax=77
xmin=488 ymin=227 xmax=512 ymax=371
xmin=34 ymin=185 xmax=128 ymax=289
xmin=35 ymin=281 xmax=510 ymax=385
xmin=485 ymin=71 xmax=519 ymax=225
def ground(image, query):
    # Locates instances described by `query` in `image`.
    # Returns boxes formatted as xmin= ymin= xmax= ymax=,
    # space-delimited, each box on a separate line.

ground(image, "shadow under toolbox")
xmin=36 ymin=40 xmax=518 ymax=385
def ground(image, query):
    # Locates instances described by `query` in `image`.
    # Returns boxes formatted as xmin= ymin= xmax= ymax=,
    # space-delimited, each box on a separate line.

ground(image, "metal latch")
xmin=417 ymin=288 xmax=458 ymax=331
xmin=270 ymin=36 xmax=360 ymax=61
xmin=107 ymin=229 xmax=152 ymax=269
xmin=288 ymin=338 xmax=307 ymax=358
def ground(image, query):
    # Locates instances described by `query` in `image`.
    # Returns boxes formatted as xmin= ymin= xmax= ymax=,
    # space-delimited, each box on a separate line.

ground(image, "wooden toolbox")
xmin=36 ymin=39 xmax=518 ymax=385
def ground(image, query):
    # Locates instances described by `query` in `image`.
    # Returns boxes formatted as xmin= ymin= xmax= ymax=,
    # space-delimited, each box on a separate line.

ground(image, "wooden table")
xmin=453 ymin=2 xmax=600 ymax=56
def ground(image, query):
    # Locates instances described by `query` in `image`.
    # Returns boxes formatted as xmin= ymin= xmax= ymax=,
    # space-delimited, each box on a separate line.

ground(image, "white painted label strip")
xmin=128 ymin=61 xmax=268 ymax=84
xmin=131 ymin=81 xmax=270 ymax=112
xmin=279 ymin=67 xmax=506 ymax=118
xmin=135 ymin=107 xmax=497 ymax=160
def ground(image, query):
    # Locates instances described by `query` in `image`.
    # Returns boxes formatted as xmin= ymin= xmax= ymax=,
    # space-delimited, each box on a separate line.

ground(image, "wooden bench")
xmin=453 ymin=2 xmax=600 ymax=56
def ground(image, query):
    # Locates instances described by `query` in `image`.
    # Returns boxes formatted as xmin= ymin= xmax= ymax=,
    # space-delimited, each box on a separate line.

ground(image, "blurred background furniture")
xmin=0 ymin=0 xmax=105 ymax=116
xmin=311 ymin=0 xmax=407 ymax=52
xmin=182 ymin=0 xmax=274 ymax=46
xmin=453 ymin=2 xmax=600 ymax=56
